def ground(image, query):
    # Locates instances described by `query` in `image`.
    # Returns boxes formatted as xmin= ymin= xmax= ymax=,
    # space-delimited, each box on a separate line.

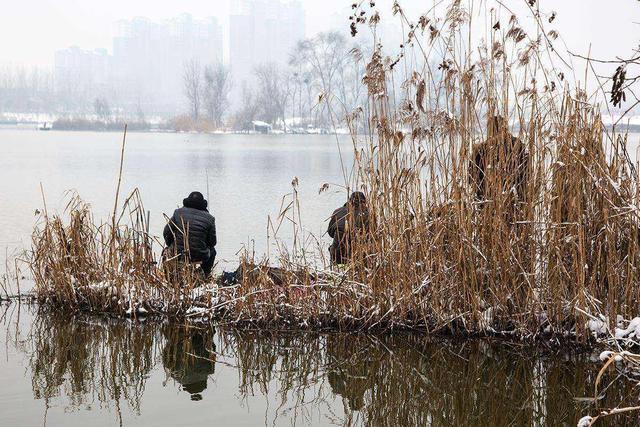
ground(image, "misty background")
xmin=1 ymin=0 xmax=639 ymax=130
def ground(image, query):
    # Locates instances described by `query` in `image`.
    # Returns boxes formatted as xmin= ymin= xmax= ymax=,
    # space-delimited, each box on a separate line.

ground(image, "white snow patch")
xmin=186 ymin=306 xmax=210 ymax=316
xmin=587 ymin=318 xmax=608 ymax=336
xmin=599 ymin=351 xmax=614 ymax=361
xmin=614 ymin=317 xmax=640 ymax=339
xmin=577 ymin=415 xmax=593 ymax=427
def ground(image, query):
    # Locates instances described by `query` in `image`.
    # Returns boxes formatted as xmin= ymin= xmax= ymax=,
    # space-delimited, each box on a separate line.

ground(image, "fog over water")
xmin=2 ymin=0 xmax=639 ymax=67
xmin=1 ymin=1 xmax=639 ymax=121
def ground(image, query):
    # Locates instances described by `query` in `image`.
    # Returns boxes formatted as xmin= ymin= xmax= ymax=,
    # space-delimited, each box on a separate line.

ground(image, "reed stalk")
xmin=27 ymin=1 xmax=640 ymax=344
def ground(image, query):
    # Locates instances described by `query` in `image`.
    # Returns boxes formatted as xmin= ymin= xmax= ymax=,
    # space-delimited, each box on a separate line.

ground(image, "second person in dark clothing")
xmin=327 ymin=192 xmax=370 ymax=265
xmin=163 ymin=191 xmax=217 ymax=278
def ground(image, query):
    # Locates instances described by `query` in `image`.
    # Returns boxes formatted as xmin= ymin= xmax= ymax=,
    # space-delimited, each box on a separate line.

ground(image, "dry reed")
xmin=27 ymin=1 xmax=640 ymax=345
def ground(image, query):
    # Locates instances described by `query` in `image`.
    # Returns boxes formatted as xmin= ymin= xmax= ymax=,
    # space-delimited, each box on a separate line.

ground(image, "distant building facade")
xmin=112 ymin=14 xmax=223 ymax=115
xmin=230 ymin=0 xmax=305 ymax=89
xmin=52 ymin=3 xmax=307 ymax=117
xmin=54 ymin=47 xmax=111 ymax=112
xmin=54 ymin=14 xmax=223 ymax=116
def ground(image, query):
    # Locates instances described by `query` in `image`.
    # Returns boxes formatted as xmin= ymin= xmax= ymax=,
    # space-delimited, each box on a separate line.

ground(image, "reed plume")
xmin=28 ymin=0 xmax=640 ymax=343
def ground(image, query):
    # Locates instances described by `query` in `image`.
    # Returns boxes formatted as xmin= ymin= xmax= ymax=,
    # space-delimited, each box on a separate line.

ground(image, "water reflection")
xmin=327 ymin=335 xmax=378 ymax=412
xmin=27 ymin=312 xmax=155 ymax=414
xmin=3 ymin=306 xmax=638 ymax=426
xmin=162 ymin=325 xmax=216 ymax=401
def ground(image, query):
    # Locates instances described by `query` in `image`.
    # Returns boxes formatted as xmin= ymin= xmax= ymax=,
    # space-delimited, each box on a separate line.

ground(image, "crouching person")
xmin=163 ymin=191 xmax=217 ymax=279
xmin=328 ymin=192 xmax=370 ymax=266
xmin=469 ymin=115 xmax=529 ymax=206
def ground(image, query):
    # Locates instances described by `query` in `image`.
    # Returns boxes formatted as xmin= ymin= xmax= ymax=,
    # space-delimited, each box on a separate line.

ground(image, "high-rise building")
xmin=112 ymin=14 xmax=223 ymax=115
xmin=53 ymin=4 xmax=306 ymax=117
xmin=230 ymin=0 xmax=305 ymax=89
xmin=54 ymin=46 xmax=111 ymax=112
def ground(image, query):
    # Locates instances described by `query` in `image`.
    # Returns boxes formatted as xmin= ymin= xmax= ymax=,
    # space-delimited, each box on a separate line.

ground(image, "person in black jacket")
xmin=469 ymin=115 xmax=529 ymax=204
xmin=163 ymin=191 xmax=217 ymax=278
xmin=327 ymin=192 xmax=370 ymax=265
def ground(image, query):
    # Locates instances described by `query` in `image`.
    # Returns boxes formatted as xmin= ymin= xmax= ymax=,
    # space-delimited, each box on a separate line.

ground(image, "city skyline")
xmin=51 ymin=4 xmax=307 ymax=116
xmin=3 ymin=0 xmax=640 ymax=69
xmin=1 ymin=0 xmax=351 ymax=68
xmin=2 ymin=0 xmax=640 ymax=121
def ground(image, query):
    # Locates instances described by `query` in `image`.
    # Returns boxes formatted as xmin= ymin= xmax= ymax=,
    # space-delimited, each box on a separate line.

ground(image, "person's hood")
xmin=183 ymin=192 xmax=208 ymax=211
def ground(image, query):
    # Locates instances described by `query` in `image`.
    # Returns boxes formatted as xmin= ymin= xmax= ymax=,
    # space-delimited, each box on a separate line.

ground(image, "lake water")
xmin=1 ymin=304 xmax=634 ymax=426
xmin=1 ymin=129 xmax=638 ymax=426
xmin=0 ymin=129 xmax=355 ymax=284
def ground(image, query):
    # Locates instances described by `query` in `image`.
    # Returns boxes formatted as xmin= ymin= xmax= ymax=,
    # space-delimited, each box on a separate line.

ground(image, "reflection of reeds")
xmin=218 ymin=329 xmax=324 ymax=399
xmin=27 ymin=311 xmax=157 ymax=415
xmin=9 ymin=305 xmax=636 ymax=425
xmin=212 ymin=328 xmax=640 ymax=426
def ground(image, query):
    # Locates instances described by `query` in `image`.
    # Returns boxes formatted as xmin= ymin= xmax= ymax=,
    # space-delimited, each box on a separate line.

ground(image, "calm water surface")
xmin=0 ymin=130 xmax=355 ymax=281
xmin=1 ymin=129 xmax=639 ymax=426
xmin=1 ymin=304 xmax=635 ymax=426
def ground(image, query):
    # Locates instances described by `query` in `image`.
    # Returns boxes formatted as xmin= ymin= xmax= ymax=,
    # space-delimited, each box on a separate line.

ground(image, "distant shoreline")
xmin=0 ymin=124 xmax=354 ymax=136
xmin=2 ymin=123 xmax=640 ymax=135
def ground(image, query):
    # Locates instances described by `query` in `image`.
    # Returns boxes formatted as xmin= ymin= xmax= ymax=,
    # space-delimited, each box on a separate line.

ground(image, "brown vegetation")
xmin=27 ymin=1 xmax=640 ymax=345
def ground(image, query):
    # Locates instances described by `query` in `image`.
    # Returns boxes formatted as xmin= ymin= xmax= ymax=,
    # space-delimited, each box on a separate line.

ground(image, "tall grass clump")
xmin=321 ymin=0 xmax=640 ymax=338
xmin=30 ymin=190 xmax=218 ymax=315
xmin=28 ymin=0 xmax=640 ymax=341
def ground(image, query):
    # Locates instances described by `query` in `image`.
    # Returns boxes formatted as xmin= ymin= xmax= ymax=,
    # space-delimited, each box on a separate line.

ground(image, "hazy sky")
xmin=1 ymin=0 xmax=639 ymax=67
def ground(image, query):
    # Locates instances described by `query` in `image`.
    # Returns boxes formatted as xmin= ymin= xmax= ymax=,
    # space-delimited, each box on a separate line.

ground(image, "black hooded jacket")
xmin=163 ymin=203 xmax=216 ymax=262
xmin=327 ymin=198 xmax=369 ymax=264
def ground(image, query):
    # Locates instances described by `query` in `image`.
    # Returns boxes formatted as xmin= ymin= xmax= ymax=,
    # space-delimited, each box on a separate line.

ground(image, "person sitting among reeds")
xmin=327 ymin=192 xmax=370 ymax=265
xmin=163 ymin=191 xmax=217 ymax=279
xmin=469 ymin=115 xmax=529 ymax=206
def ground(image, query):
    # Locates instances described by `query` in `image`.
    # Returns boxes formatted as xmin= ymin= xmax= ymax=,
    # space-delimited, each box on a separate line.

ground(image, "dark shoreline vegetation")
xmin=50 ymin=118 xmax=152 ymax=132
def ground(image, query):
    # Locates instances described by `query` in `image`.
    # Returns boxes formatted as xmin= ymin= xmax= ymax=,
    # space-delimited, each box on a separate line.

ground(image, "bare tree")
xmin=254 ymin=63 xmax=292 ymax=128
xmin=291 ymin=32 xmax=358 ymax=126
xmin=232 ymin=82 xmax=260 ymax=131
xmin=0 ymin=65 xmax=55 ymax=114
xmin=203 ymin=63 xmax=233 ymax=128
xmin=183 ymin=59 xmax=203 ymax=121
xmin=289 ymin=50 xmax=316 ymax=126
xmin=94 ymin=97 xmax=111 ymax=122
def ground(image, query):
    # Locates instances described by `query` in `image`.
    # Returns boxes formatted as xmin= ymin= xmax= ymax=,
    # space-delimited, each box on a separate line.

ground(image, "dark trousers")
xmin=199 ymin=249 xmax=216 ymax=277
xmin=165 ymin=246 xmax=217 ymax=278
xmin=329 ymin=242 xmax=348 ymax=265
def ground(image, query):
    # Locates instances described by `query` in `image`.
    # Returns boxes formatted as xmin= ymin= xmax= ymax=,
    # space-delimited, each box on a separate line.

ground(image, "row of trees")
xmin=182 ymin=31 xmax=369 ymax=131
xmin=183 ymin=60 xmax=233 ymax=128
xmin=289 ymin=32 xmax=368 ymax=128
xmin=0 ymin=65 xmax=120 ymax=117
xmin=1 ymin=30 xmax=369 ymax=131
xmin=0 ymin=66 xmax=55 ymax=114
